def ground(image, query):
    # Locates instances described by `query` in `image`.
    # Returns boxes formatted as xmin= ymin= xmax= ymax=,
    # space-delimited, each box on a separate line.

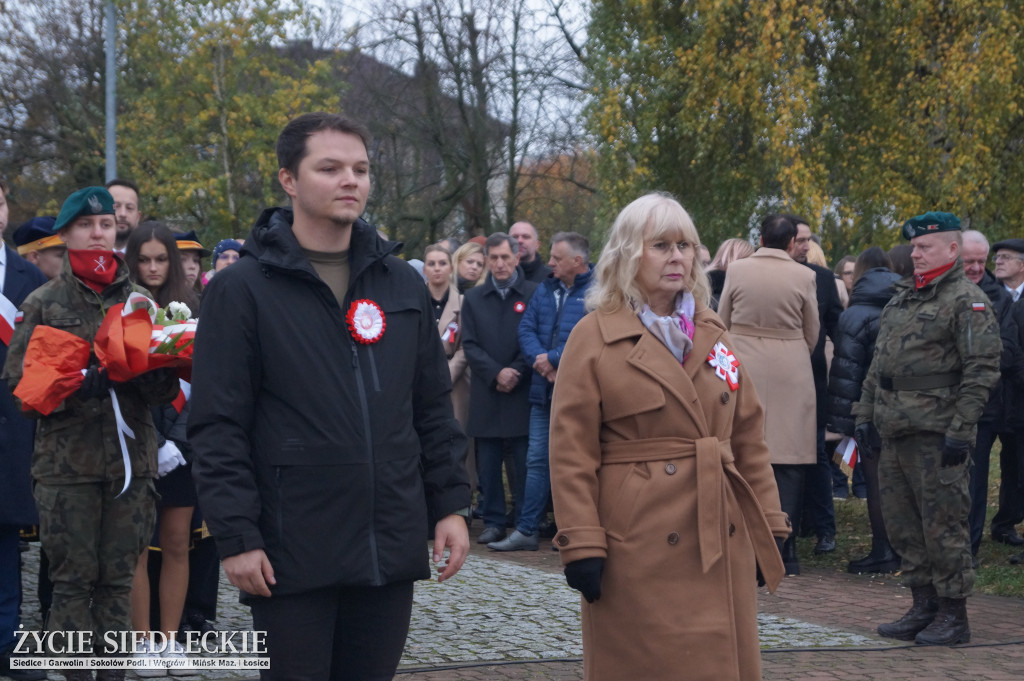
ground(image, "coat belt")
xmin=600 ymin=436 xmax=783 ymax=586
xmin=728 ymin=323 xmax=805 ymax=341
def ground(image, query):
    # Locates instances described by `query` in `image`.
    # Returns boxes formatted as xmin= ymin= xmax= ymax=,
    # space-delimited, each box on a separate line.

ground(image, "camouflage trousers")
xmin=879 ymin=433 xmax=974 ymax=598
xmin=33 ymin=478 xmax=156 ymax=654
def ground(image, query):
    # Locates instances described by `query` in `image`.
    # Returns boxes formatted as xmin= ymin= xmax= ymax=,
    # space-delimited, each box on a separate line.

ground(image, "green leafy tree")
xmin=118 ymin=0 xmax=339 ymax=240
xmin=585 ymin=1 xmax=1024 ymax=257
xmin=821 ymin=0 xmax=1024 ymax=247
xmin=586 ymin=0 xmax=829 ymax=249
xmin=0 ymin=0 xmax=109 ymax=221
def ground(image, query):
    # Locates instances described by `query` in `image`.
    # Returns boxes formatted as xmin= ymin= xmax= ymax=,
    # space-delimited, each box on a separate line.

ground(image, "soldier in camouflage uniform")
xmin=853 ymin=212 xmax=1000 ymax=647
xmin=2 ymin=187 xmax=177 ymax=680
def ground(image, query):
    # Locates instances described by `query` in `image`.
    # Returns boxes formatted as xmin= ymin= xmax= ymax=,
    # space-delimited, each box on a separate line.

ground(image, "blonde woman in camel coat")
xmin=550 ymin=194 xmax=789 ymax=681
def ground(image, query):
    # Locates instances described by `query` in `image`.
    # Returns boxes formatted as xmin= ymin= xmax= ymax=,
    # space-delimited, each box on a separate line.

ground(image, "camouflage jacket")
xmin=1 ymin=255 xmax=178 ymax=484
xmin=852 ymin=260 xmax=1000 ymax=442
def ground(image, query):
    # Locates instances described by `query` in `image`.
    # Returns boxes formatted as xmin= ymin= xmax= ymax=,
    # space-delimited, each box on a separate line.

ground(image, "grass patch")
xmin=798 ymin=446 xmax=1024 ymax=598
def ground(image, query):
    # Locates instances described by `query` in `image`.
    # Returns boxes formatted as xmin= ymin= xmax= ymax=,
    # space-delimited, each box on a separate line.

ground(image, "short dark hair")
xmin=760 ymin=214 xmax=797 ymax=250
xmin=0 ymin=177 xmax=8 ymax=195
xmin=781 ymin=213 xmax=809 ymax=228
xmin=484 ymin=232 xmax=518 ymax=256
xmin=552 ymin=231 xmax=590 ymax=261
xmin=105 ymin=178 xmax=140 ymax=197
xmin=276 ymin=112 xmax=372 ymax=177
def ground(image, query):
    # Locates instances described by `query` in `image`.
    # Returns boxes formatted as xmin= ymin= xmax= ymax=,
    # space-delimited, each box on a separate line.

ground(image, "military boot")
xmin=877 ymin=584 xmax=938 ymax=640
xmin=915 ymin=597 xmax=970 ymax=646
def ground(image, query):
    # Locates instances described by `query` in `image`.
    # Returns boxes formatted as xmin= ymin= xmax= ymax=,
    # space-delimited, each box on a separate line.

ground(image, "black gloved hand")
xmin=132 ymin=368 xmax=176 ymax=385
xmin=758 ymin=537 xmax=787 ymax=587
xmin=854 ymin=422 xmax=881 ymax=461
xmin=76 ymin=367 xmax=111 ymax=399
xmin=941 ymin=437 xmax=971 ymax=468
xmin=564 ymin=557 xmax=604 ymax=603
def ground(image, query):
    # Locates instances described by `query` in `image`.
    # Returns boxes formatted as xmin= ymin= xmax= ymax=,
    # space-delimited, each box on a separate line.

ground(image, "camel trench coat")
xmin=550 ymin=303 xmax=790 ymax=681
xmin=436 ymin=283 xmax=474 ymax=482
xmin=718 ymin=248 xmax=819 ymax=464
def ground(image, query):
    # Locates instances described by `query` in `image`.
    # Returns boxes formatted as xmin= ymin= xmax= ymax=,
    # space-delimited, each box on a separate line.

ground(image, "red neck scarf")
xmin=69 ymin=249 xmax=119 ymax=293
xmin=914 ymin=260 xmax=956 ymax=289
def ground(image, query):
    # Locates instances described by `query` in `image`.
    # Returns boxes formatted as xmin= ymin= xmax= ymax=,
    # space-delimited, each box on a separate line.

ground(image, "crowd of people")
xmin=2 ymin=110 xmax=1024 ymax=681
xmin=1 ymin=181 xmax=236 ymax=681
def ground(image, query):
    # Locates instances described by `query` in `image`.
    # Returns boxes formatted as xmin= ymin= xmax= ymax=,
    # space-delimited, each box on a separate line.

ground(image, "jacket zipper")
xmin=264 ymin=253 xmax=386 ymax=582
xmin=367 ymin=346 xmax=381 ymax=392
xmin=350 ymin=341 xmax=382 ymax=583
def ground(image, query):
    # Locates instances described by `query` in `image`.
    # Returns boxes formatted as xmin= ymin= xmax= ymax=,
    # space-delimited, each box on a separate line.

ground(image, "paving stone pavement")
xmin=9 ymin=533 xmax=1024 ymax=680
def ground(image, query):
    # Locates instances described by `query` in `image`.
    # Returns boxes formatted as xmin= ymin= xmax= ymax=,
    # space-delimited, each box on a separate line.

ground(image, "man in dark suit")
xmin=461 ymin=233 xmax=538 ymax=545
xmin=785 ymin=215 xmax=843 ymax=555
xmin=0 ymin=179 xmax=49 ymax=680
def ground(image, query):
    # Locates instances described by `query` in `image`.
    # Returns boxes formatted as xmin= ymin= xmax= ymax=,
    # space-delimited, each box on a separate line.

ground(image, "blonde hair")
xmin=709 ymin=237 xmax=754 ymax=272
xmin=452 ymin=241 xmax=486 ymax=287
xmin=586 ymin=193 xmax=710 ymax=313
xmin=806 ymin=241 xmax=828 ymax=268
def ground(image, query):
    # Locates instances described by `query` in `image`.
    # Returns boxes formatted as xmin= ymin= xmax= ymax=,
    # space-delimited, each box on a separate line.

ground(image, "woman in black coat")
xmin=827 ymin=247 xmax=901 ymax=573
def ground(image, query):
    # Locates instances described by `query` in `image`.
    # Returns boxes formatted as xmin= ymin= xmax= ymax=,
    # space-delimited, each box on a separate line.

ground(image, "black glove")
xmin=854 ymin=422 xmax=881 ymax=461
xmin=941 ymin=437 xmax=971 ymax=468
xmin=564 ymin=557 xmax=604 ymax=603
xmin=76 ymin=367 xmax=111 ymax=399
xmin=132 ymin=368 xmax=176 ymax=385
xmin=757 ymin=540 xmax=786 ymax=585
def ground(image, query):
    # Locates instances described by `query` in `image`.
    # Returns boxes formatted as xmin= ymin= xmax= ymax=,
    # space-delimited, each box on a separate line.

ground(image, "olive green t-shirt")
xmin=304 ymin=248 xmax=350 ymax=308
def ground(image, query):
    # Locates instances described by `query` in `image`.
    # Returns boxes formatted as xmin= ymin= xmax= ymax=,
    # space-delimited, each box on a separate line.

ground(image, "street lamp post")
xmin=105 ymin=0 xmax=117 ymax=181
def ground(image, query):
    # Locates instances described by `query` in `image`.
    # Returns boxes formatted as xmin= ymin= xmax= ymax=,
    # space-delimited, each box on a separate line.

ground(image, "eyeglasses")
xmin=993 ymin=253 xmax=1024 ymax=262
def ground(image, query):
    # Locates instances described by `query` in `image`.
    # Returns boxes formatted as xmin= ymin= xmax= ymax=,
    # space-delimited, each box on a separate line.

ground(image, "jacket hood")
xmin=849 ymin=267 xmax=900 ymax=308
xmin=243 ymin=207 xmax=402 ymax=279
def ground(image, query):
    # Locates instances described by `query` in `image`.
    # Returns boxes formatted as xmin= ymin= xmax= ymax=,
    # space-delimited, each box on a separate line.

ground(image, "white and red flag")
xmin=1 ymin=292 xmax=24 ymax=346
xmin=838 ymin=436 xmax=858 ymax=469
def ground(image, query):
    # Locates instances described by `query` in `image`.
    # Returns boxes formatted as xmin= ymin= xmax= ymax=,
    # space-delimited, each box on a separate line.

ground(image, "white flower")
xmin=167 ymin=301 xmax=192 ymax=322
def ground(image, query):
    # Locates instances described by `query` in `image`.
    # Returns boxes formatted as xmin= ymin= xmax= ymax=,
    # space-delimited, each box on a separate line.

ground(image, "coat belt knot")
xmin=600 ymin=436 xmax=783 ymax=587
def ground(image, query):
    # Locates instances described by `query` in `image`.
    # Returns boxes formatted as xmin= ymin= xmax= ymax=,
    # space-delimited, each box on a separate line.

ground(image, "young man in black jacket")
xmin=189 ymin=113 xmax=470 ymax=681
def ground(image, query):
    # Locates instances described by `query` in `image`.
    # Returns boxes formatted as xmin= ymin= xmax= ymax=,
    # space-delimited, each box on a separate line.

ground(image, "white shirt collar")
xmin=1007 ymin=280 xmax=1024 ymax=302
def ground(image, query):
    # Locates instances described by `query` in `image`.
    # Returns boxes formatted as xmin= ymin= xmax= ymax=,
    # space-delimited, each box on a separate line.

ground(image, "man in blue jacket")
xmin=489 ymin=232 xmax=594 ymax=551
xmin=189 ymin=113 xmax=470 ymax=681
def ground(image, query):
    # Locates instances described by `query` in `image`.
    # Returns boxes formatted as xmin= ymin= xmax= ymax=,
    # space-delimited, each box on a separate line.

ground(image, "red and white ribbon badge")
xmin=347 ymin=299 xmax=386 ymax=344
xmin=514 ymin=301 xmax=526 ymax=313
xmin=442 ymin=321 xmax=459 ymax=344
xmin=707 ymin=341 xmax=740 ymax=391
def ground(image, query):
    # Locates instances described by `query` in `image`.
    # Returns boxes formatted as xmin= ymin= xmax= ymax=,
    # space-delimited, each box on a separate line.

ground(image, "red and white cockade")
xmin=707 ymin=341 xmax=740 ymax=391
xmin=347 ymin=299 xmax=386 ymax=344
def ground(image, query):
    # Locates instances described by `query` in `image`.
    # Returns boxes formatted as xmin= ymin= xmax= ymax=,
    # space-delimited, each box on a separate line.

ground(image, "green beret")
xmin=901 ymin=211 xmax=961 ymax=240
xmin=53 ymin=187 xmax=116 ymax=233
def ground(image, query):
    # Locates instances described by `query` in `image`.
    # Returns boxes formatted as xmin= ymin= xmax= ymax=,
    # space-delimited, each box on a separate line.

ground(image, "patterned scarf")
xmin=637 ymin=292 xmax=697 ymax=364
